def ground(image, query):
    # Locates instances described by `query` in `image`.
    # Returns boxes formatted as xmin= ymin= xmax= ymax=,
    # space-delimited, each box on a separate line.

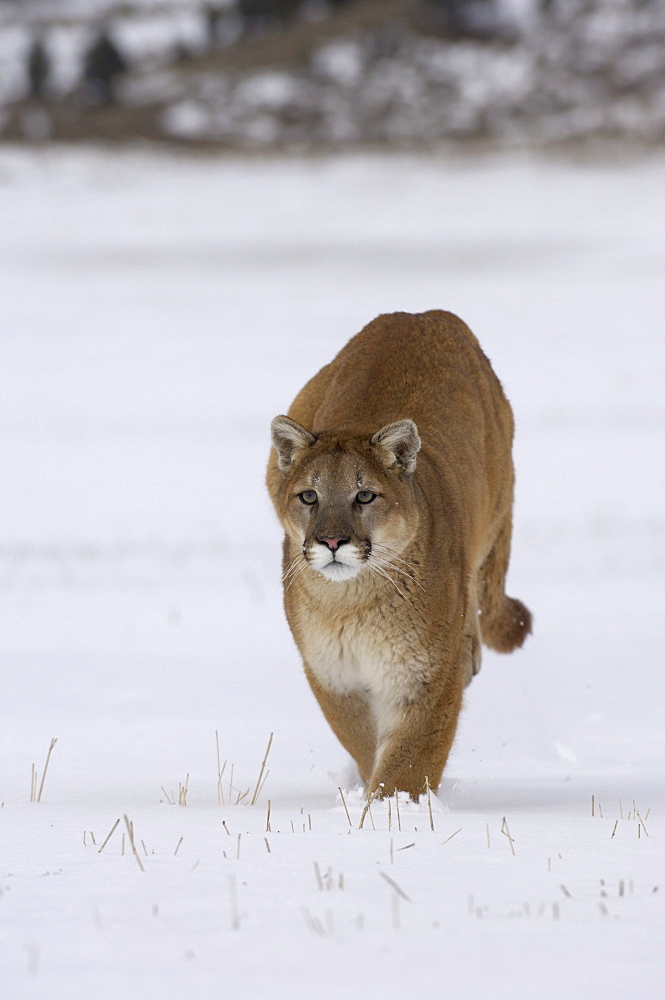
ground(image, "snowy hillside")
xmin=0 ymin=145 xmax=663 ymax=997
xmin=2 ymin=0 xmax=665 ymax=147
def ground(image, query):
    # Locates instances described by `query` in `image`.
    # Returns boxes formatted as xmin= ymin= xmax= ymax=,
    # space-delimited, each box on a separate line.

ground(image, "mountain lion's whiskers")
xmin=371 ymin=546 xmax=425 ymax=592
xmin=365 ymin=561 xmax=408 ymax=601
xmin=283 ymin=556 xmax=308 ymax=592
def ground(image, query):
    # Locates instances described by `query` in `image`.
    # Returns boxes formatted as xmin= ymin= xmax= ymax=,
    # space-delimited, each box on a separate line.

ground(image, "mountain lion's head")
xmin=270 ymin=416 xmax=421 ymax=585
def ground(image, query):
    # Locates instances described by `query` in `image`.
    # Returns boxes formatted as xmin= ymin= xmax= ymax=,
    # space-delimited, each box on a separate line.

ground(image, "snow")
xmin=0 ymin=145 xmax=663 ymax=998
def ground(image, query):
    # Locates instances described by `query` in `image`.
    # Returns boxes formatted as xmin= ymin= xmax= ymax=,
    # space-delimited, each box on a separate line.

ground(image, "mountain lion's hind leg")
xmin=479 ymin=514 xmax=532 ymax=653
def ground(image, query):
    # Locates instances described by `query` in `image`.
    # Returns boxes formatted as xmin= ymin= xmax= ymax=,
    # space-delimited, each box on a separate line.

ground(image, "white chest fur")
xmin=296 ymin=604 xmax=431 ymax=728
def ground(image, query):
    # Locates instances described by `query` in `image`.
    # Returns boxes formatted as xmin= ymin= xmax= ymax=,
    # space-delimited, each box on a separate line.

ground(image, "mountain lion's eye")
xmin=356 ymin=491 xmax=376 ymax=504
xmin=299 ymin=490 xmax=318 ymax=505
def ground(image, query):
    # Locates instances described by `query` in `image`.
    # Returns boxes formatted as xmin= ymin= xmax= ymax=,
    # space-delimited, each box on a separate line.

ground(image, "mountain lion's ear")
xmin=370 ymin=419 xmax=421 ymax=475
xmin=271 ymin=416 xmax=317 ymax=472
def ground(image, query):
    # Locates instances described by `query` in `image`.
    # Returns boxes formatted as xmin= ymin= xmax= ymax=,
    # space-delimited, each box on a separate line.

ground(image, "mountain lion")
xmin=267 ymin=310 xmax=531 ymax=800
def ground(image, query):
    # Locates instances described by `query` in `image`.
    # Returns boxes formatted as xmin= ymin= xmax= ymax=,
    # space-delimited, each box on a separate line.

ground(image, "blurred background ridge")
xmin=1 ymin=0 xmax=664 ymax=149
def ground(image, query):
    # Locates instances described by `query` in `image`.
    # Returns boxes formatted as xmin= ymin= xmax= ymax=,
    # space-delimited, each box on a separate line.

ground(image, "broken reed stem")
xmin=123 ymin=814 xmax=145 ymax=872
xmin=394 ymin=789 xmax=402 ymax=832
xmin=35 ymin=738 xmax=58 ymax=803
xmin=98 ymin=818 xmax=120 ymax=854
xmin=250 ymin=732 xmax=273 ymax=806
xmin=338 ymin=787 xmax=352 ymax=827
xmin=425 ymin=777 xmax=434 ymax=832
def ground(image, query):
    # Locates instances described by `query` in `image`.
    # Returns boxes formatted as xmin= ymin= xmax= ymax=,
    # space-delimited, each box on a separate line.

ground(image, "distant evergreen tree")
xmin=82 ymin=32 xmax=128 ymax=105
xmin=27 ymin=38 xmax=50 ymax=99
xmin=238 ymin=0 xmax=300 ymax=25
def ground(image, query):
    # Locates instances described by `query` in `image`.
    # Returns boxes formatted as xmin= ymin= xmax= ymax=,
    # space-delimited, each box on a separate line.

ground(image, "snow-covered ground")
xmin=0 ymin=145 xmax=663 ymax=998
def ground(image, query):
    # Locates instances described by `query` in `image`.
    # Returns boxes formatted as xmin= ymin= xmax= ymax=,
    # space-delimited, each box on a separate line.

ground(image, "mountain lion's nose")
xmin=317 ymin=536 xmax=350 ymax=551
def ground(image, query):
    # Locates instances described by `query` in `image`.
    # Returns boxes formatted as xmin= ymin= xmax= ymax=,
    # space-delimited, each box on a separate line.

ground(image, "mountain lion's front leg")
xmin=368 ymin=673 xmax=464 ymax=801
xmin=304 ymin=666 xmax=377 ymax=785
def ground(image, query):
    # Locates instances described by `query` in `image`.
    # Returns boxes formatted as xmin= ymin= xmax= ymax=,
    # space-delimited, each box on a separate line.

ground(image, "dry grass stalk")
xmin=486 ymin=823 xmax=491 ymax=848
xmin=379 ymin=871 xmax=411 ymax=902
xmin=394 ymin=789 xmax=402 ymax=832
xmin=236 ymin=834 xmax=242 ymax=860
xmin=250 ymin=732 xmax=273 ymax=806
xmin=441 ymin=828 xmax=462 ymax=845
xmin=338 ymin=787 xmax=352 ymax=827
xmin=215 ymin=731 xmax=226 ymax=806
xmin=264 ymin=837 xmax=271 ymax=853
xmin=301 ymin=907 xmax=326 ymax=936
xmin=178 ymin=775 xmax=189 ymax=807
xmin=30 ymin=738 xmax=58 ymax=803
xmin=174 ymin=836 xmax=183 ymax=857
xmin=222 ymin=820 xmax=231 ymax=836
xmin=610 ymin=819 xmax=619 ymax=839
xmin=266 ymin=799 xmax=272 ymax=833
xmin=37 ymin=738 xmax=58 ymax=803
xmin=123 ymin=814 xmax=145 ymax=872
xmin=359 ymin=794 xmax=377 ymax=831
xmin=637 ymin=812 xmax=649 ymax=836
xmin=313 ymin=861 xmax=324 ymax=890
xmin=501 ymin=816 xmax=516 ymax=856
xmin=425 ymin=776 xmax=434 ymax=831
